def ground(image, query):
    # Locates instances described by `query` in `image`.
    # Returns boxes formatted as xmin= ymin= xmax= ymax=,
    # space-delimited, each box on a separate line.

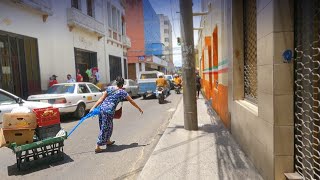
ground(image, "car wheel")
xmin=74 ymin=103 xmax=86 ymax=119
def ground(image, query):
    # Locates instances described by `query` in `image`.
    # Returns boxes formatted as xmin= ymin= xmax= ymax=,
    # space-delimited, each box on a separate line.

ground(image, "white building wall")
xmin=0 ymin=0 xmax=127 ymax=91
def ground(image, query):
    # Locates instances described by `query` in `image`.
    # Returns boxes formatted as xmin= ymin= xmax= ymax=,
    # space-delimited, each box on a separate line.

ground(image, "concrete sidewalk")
xmin=138 ymin=94 xmax=263 ymax=180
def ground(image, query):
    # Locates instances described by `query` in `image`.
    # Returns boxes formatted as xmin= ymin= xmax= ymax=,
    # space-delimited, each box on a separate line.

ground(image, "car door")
xmin=87 ymin=83 xmax=103 ymax=103
xmin=0 ymin=91 xmax=19 ymax=126
xmin=77 ymin=84 xmax=93 ymax=109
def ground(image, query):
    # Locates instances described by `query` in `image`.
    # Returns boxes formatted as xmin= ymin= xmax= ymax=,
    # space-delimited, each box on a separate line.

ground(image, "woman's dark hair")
xmin=116 ymin=76 xmax=124 ymax=87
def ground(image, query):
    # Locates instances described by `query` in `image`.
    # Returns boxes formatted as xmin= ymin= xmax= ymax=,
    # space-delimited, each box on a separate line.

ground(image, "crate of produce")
xmin=35 ymin=124 xmax=61 ymax=140
xmin=2 ymin=113 xmax=37 ymax=129
xmin=0 ymin=128 xmax=34 ymax=147
xmin=32 ymin=107 xmax=60 ymax=127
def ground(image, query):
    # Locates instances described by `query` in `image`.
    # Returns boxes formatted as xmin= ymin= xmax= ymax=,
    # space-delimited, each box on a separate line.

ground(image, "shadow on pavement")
xmin=102 ymin=143 xmax=148 ymax=153
xmin=7 ymin=153 xmax=74 ymax=176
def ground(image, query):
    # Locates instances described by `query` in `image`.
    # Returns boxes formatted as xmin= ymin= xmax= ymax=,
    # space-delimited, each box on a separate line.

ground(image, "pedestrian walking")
xmin=66 ymin=74 xmax=76 ymax=83
xmin=196 ymin=72 xmax=201 ymax=98
xmin=48 ymin=75 xmax=58 ymax=87
xmin=90 ymin=76 xmax=143 ymax=153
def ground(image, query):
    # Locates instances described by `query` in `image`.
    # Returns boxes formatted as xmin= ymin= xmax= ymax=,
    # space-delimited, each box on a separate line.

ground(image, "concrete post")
xmin=179 ymin=0 xmax=198 ymax=130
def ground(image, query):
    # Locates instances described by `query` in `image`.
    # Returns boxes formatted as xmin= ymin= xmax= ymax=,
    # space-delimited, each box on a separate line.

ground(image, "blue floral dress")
xmin=97 ymin=87 xmax=128 ymax=146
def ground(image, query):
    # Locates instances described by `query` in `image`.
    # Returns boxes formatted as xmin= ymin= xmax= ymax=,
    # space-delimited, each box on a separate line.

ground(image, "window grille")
xmin=243 ymin=0 xmax=257 ymax=102
xmin=294 ymin=1 xmax=320 ymax=179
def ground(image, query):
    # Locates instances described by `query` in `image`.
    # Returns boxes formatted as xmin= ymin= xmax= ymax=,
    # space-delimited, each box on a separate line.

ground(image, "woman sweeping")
xmin=90 ymin=76 xmax=143 ymax=153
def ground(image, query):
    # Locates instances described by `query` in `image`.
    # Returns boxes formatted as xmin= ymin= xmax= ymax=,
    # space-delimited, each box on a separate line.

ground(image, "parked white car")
xmin=0 ymin=89 xmax=51 ymax=127
xmin=27 ymin=83 xmax=103 ymax=118
xmin=109 ymin=79 xmax=140 ymax=97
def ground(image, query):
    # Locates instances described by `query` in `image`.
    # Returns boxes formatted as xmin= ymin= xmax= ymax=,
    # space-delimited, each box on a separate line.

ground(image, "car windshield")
xmin=140 ymin=73 xmax=158 ymax=79
xmin=47 ymin=84 xmax=75 ymax=94
xmin=165 ymin=75 xmax=172 ymax=80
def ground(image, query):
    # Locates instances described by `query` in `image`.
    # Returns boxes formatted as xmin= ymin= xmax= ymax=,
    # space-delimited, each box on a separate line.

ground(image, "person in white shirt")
xmin=66 ymin=74 xmax=76 ymax=83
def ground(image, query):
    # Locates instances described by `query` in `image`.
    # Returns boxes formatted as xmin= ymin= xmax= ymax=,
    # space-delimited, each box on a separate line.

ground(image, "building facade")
xmin=0 ymin=0 xmax=129 ymax=98
xmin=197 ymin=0 xmax=320 ymax=180
xmin=158 ymin=14 xmax=174 ymax=74
xmin=125 ymin=0 xmax=168 ymax=80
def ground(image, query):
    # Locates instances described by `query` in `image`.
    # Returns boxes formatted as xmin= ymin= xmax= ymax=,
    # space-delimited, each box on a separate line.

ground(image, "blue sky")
xmin=148 ymin=0 xmax=201 ymax=67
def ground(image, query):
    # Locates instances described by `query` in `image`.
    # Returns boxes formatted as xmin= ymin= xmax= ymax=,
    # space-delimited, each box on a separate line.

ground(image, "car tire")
xmin=74 ymin=103 xmax=86 ymax=119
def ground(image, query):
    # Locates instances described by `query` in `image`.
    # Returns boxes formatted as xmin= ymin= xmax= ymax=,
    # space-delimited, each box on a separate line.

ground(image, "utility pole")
xmin=179 ymin=0 xmax=198 ymax=130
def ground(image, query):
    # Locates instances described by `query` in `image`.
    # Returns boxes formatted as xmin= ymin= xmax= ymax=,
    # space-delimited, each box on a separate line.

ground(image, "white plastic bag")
xmin=11 ymin=106 xmax=31 ymax=113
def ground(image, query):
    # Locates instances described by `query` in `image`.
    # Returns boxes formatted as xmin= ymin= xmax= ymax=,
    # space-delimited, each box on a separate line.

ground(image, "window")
xmin=87 ymin=0 xmax=94 ymax=17
xmin=140 ymin=73 xmax=158 ymax=79
xmin=87 ymin=84 xmax=100 ymax=93
xmin=71 ymin=0 xmax=81 ymax=9
xmin=165 ymin=38 xmax=170 ymax=42
xmin=107 ymin=2 xmax=112 ymax=28
xmin=112 ymin=6 xmax=117 ymax=30
xmin=243 ymin=0 xmax=257 ymax=102
xmin=0 ymin=92 xmax=16 ymax=105
xmin=78 ymin=84 xmax=90 ymax=94
xmin=164 ymin=29 xmax=169 ymax=33
xmin=117 ymin=10 xmax=121 ymax=33
xmin=164 ymin=20 xmax=169 ymax=25
xmin=47 ymin=84 xmax=75 ymax=94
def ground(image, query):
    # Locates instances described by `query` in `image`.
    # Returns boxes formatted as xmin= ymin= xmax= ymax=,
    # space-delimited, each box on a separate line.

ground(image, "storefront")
xmin=0 ymin=30 xmax=41 ymax=98
xmin=74 ymin=48 xmax=97 ymax=82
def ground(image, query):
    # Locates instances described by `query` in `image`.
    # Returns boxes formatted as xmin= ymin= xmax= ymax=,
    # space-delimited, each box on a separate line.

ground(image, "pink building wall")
xmin=126 ymin=0 xmax=145 ymax=64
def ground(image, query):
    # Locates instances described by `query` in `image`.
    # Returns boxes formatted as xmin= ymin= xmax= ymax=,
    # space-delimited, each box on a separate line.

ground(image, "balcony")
xmin=122 ymin=35 xmax=131 ymax=48
xmin=11 ymin=0 xmax=53 ymax=21
xmin=67 ymin=8 xmax=105 ymax=39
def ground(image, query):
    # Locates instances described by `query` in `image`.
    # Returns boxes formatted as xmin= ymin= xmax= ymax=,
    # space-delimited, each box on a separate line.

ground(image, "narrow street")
xmin=0 ymin=93 xmax=182 ymax=180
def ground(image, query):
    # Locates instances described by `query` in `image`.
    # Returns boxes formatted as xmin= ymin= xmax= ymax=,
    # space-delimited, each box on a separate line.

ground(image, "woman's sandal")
xmin=107 ymin=141 xmax=115 ymax=146
xmin=95 ymin=148 xmax=103 ymax=153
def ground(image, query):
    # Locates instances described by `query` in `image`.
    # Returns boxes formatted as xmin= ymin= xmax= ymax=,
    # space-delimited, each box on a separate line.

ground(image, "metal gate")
xmin=294 ymin=1 xmax=320 ymax=179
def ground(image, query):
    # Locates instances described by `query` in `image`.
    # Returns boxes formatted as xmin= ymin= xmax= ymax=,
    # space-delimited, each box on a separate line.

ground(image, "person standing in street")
xmin=48 ymin=75 xmax=58 ymax=87
xmin=76 ymin=69 xmax=83 ymax=82
xmin=90 ymin=76 xmax=143 ymax=153
xmin=66 ymin=74 xmax=76 ymax=83
xmin=196 ymin=72 xmax=201 ymax=98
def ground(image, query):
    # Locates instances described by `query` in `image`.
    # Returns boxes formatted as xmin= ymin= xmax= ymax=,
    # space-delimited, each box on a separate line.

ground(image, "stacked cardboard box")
xmin=0 ymin=113 xmax=37 ymax=147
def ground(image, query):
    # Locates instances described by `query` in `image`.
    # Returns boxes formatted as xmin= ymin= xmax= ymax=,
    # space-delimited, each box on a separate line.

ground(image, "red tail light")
xmin=54 ymin=98 xmax=67 ymax=104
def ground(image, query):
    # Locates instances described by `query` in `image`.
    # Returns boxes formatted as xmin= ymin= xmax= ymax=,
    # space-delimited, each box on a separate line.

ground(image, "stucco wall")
xmin=230 ymin=0 xmax=294 ymax=179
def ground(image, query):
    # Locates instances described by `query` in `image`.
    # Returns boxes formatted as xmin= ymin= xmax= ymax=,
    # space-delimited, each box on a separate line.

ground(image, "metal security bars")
xmin=243 ymin=0 xmax=258 ymax=102
xmin=294 ymin=1 xmax=320 ymax=179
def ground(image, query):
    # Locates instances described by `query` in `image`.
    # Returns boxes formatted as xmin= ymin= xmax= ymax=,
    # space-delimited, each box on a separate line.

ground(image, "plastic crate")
xmin=35 ymin=124 xmax=61 ymax=140
xmin=32 ymin=107 xmax=60 ymax=127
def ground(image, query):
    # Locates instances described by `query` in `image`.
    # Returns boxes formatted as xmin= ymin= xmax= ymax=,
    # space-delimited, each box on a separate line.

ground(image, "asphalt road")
xmin=0 ymin=92 xmax=182 ymax=180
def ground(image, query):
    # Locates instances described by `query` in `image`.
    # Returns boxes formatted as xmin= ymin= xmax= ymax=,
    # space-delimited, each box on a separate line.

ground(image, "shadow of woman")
xmin=102 ymin=143 xmax=148 ymax=153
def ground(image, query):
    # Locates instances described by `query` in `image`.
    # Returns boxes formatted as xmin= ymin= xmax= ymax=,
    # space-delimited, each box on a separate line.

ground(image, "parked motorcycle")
xmin=156 ymin=86 xmax=165 ymax=104
xmin=174 ymin=84 xmax=181 ymax=94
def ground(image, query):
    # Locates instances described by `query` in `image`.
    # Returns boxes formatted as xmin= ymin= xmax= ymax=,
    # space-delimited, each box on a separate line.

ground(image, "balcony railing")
xmin=122 ymin=35 xmax=131 ymax=48
xmin=67 ymin=8 xmax=105 ymax=38
xmin=11 ymin=0 xmax=53 ymax=20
